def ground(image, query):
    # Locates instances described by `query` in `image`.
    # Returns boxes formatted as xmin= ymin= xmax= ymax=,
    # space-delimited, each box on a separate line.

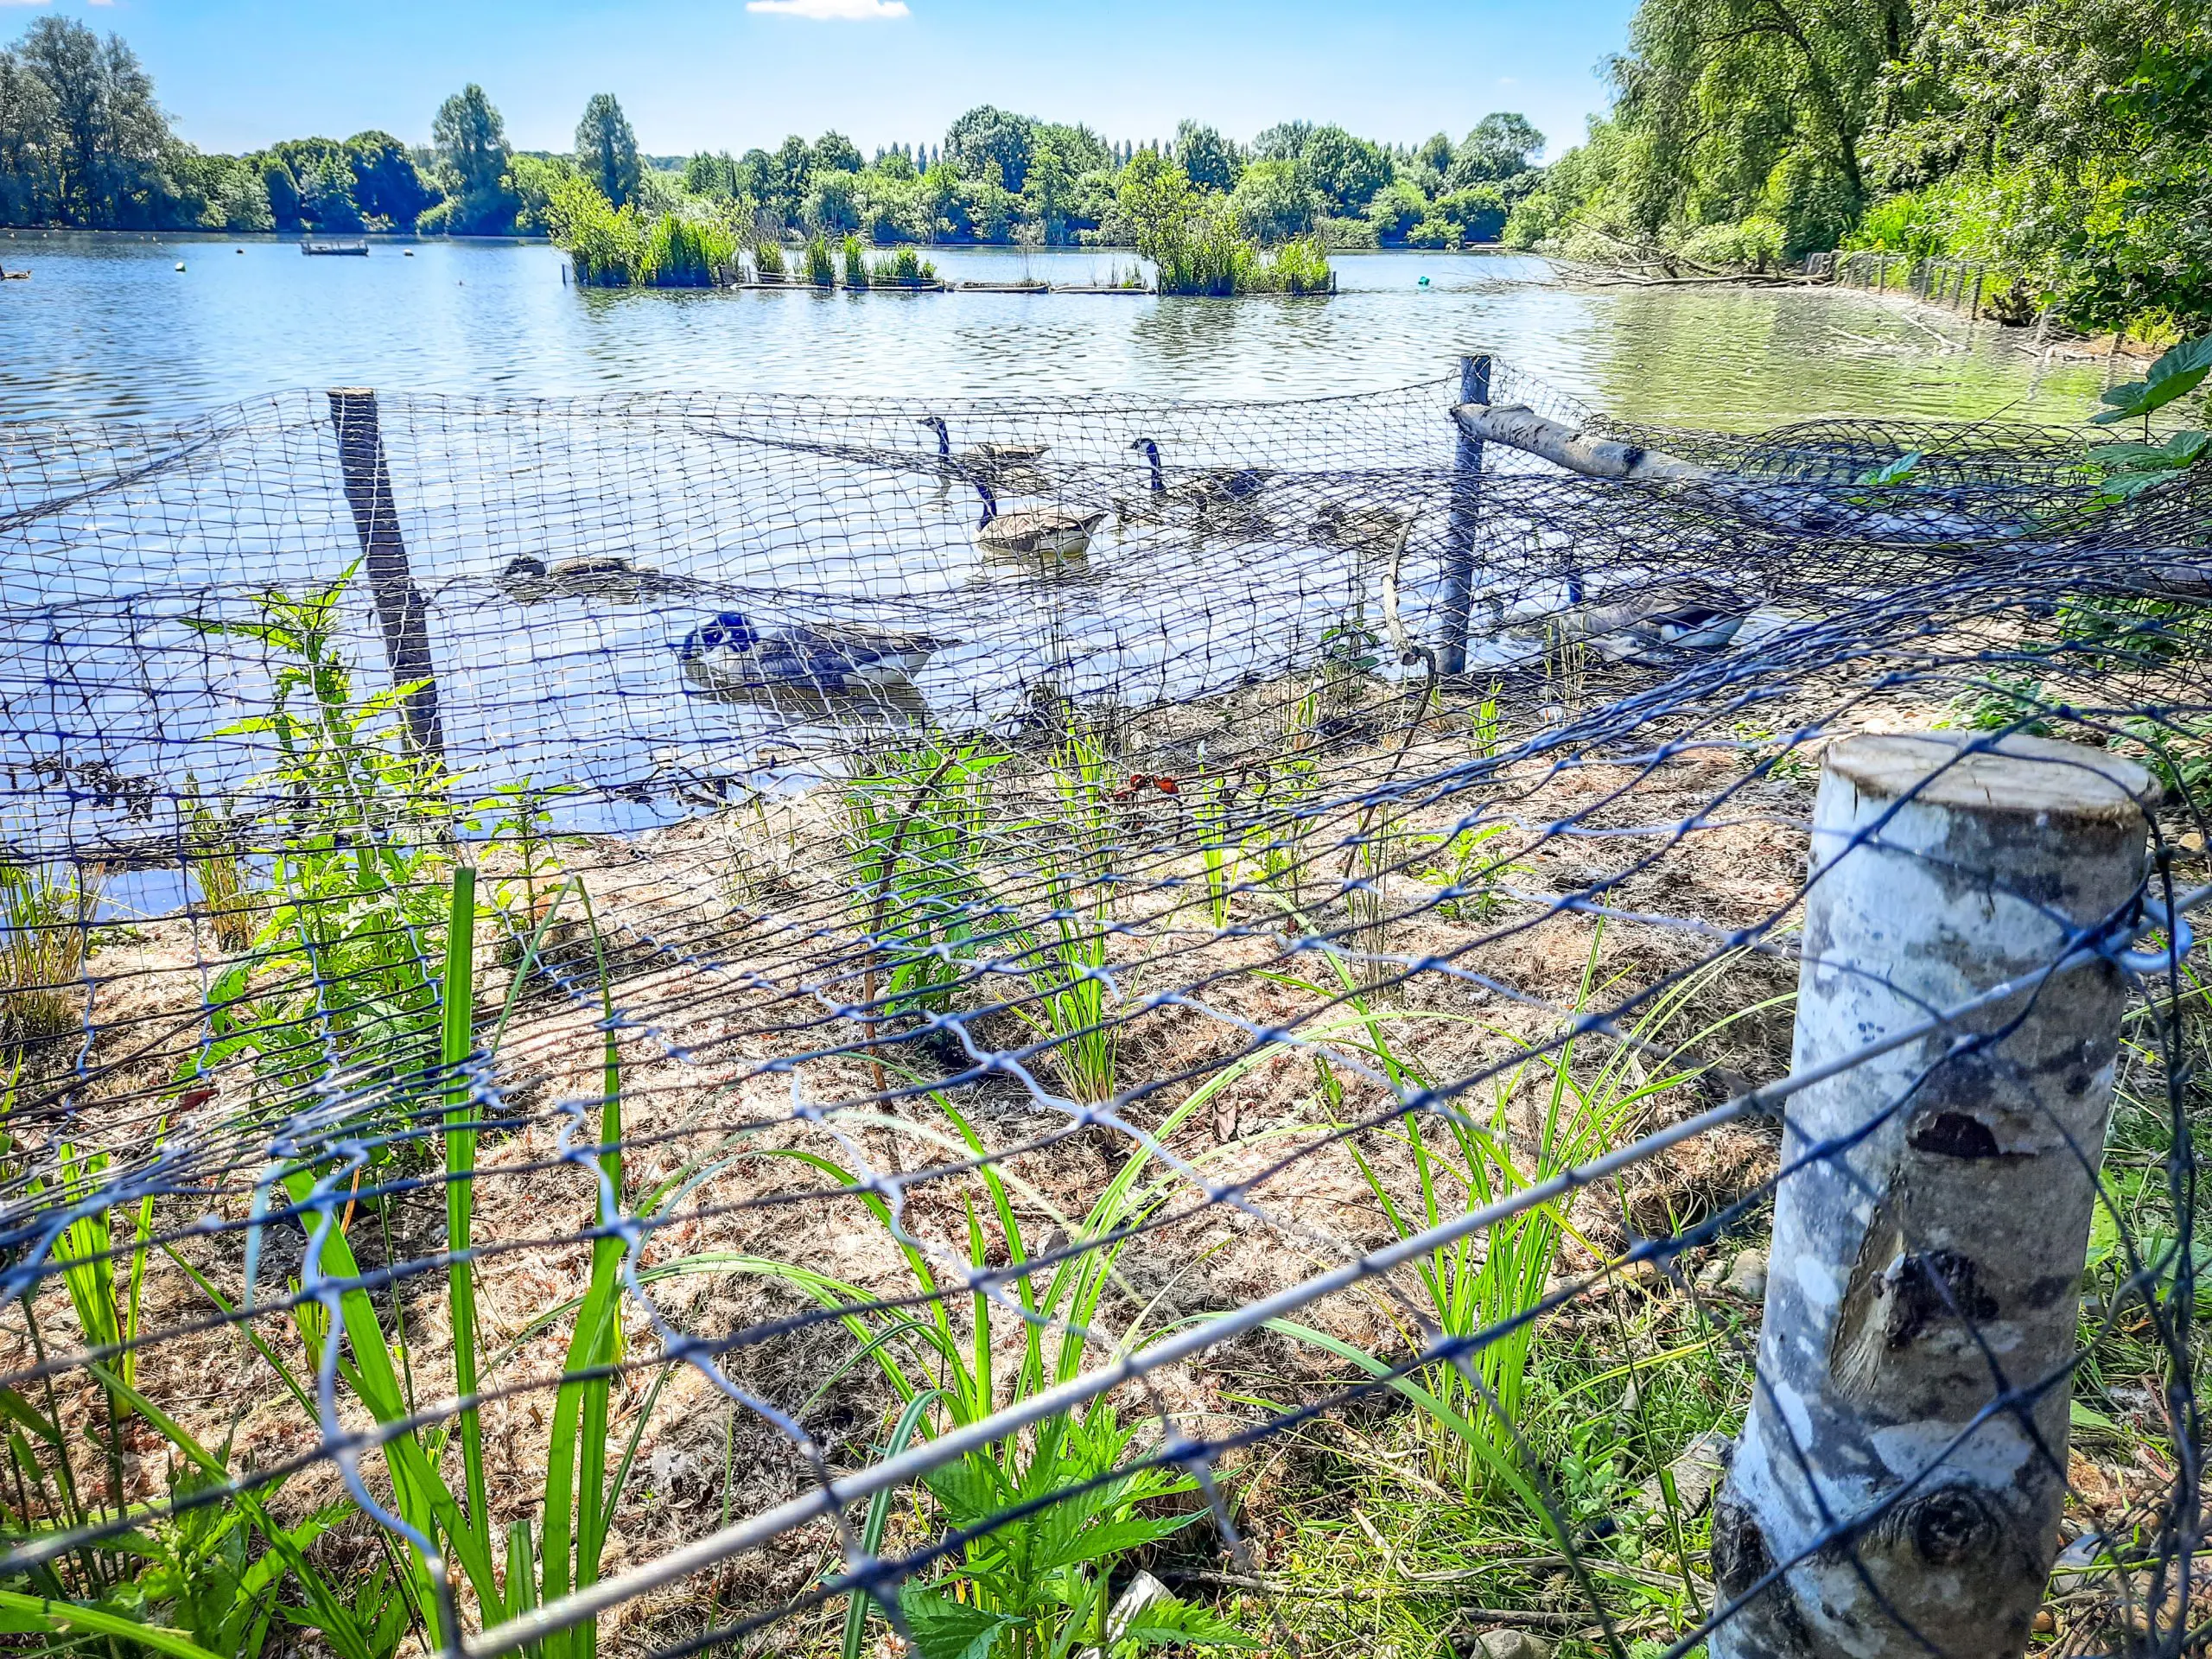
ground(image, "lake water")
xmin=0 ymin=233 xmax=2120 ymax=429
xmin=0 ymin=232 xmax=2126 ymax=899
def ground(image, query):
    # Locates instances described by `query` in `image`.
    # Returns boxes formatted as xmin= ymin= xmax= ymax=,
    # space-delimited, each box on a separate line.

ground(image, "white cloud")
xmin=746 ymin=0 xmax=909 ymax=16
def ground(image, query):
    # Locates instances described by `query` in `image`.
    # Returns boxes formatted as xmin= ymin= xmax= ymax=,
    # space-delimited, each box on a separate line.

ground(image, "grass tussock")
xmin=1 ymin=858 xmax=99 ymax=1046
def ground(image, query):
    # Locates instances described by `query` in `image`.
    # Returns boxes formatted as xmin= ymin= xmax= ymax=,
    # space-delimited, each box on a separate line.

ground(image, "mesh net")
xmin=0 ymin=357 xmax=2206 ymax=1659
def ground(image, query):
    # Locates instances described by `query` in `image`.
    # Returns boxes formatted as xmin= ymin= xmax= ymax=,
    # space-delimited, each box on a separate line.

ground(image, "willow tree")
xmin=1611 ymin=0 xmax=1914 ymax=250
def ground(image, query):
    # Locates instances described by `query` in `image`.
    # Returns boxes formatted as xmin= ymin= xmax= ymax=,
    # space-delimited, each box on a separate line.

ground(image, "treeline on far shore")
xmin=0 ymin=15 xmax=1544 ymax=270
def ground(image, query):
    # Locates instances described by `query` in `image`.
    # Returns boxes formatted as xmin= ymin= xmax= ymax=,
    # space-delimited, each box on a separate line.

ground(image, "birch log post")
xmin=1710 ymin=731 xmax=2156 ymax=1659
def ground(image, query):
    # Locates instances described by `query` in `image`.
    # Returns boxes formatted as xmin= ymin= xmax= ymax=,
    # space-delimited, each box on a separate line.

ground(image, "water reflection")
xmin=0 ymin=234 xmax=2120 ymax=427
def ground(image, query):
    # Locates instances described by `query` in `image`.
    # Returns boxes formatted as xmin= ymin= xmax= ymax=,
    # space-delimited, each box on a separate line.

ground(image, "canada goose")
xmin=1128 ymin=437 xmax=1270 ymax=508
xmin=916 ymin=415 xmax=1050 ymax=485
xmin=975 ymin=481 xmax=1105 ymax=557
xmin=677 ymin=610 xmax=950 ymax=696
xmin=499 ymin=555 xmax=683 ymax=603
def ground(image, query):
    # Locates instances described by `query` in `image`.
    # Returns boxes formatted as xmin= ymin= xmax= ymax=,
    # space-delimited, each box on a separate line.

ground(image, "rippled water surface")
xmin=0 ymin=234 xmax=2116 ymax=426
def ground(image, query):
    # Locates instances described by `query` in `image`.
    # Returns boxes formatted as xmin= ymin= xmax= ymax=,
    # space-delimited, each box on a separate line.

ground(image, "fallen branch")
xmin=1449 ymin=403 xmax=1717 ymax=483
xmin=1449 ymin=401 xmax=2038 ymax=543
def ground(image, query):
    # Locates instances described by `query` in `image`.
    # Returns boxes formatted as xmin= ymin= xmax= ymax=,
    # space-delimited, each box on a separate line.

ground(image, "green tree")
xmin=346 ymin=130 xmax=436 ymax=228
xmin=1021 ymin=128 xmax=1084 ymax=242
xmin=918 ymin=157 xmax=963 ymax=238
xmin=1450 ymin=112 xmax=1545 ymax=184
xmin=301 ymin=151 xmax=364 ymax=231
xmin=574 ymin=92 xmax=640 ymax=207
xmin=176 ymin=150 xmax=273 ymax=231
xmin=1116 ymin=150 xmax=1198 ymax=260
xmin=507 ymin=152 xmax=576 ymax=234
xmin=681 ymin=149 xmax=740 ymax=199
xmin=432 ymin=82 xmax=518 ymax=233
xmin=810 ymin=130 xmax=863 ymax=175
xmin=805 ymin=168 xmax=861 ymax=233
xmin=13 ymin=16 xmax=173 ymax=226
xmin=0 ymin=50 xmax=61 ymax=223
xmin=1229 ymin=156 xmax=1319 ymax=242
xmin=765 ymin=133 xmax=811 ymax=222
xmin=1252 ymin=120 xmax=1314 ymax=161
xmin=2062 ymin=19 xmax=2212 ymax=325
xmin=1301 ymin=124 xmax=1394 ymax=214
xmin=945 ymin=104 xmax=1037 ymax=190
xmin=1174 ymin=119 xmax=1243 ymax=191
xmin=1366 ymin=176 xmax=1428 ymax=244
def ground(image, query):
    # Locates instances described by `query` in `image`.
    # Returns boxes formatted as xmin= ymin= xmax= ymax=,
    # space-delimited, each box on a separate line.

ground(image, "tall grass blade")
xmin=442 ymin=867 xmax=495 ymax=1597
xmin=842 ymin=1389 xmax=942 ymax=1659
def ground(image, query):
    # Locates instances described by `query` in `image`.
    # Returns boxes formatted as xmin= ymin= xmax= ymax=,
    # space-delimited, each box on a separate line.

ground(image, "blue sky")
xmin=5 ymin=0 xmax=1637 ymax=160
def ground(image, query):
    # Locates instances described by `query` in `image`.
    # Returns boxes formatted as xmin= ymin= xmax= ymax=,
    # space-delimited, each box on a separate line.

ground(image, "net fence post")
xmin=327 ymin=387 xmax=445 ymax=757
xmin=1709 ymin=731 xmax=2156 ymax=1659
xmin=1440 ymin=351 xmax=1491 ymax=676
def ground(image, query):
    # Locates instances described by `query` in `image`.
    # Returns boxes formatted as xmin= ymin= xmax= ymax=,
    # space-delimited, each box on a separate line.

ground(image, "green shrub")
xmin=1675 ymin=213 xmax=1787 ymax=270
xmin=841 ymin=232 xmax=869 ymax=287
xmin=1847 ymin=188 xmax=1954 ymax=260
xmin=1318 ymin=213 xmax=1378 ymax=250
xmin=547 ymin=173 xmax=733 ymax=288
xmin=1 ymin=860 xmax=99 ymax=1047
xmin=753 ymin=236 xmax=785 ymax=278
xmin=804 ymin=232 xmax=836 ymax=286
xmin=181 ymin=569 xmax=455 ymax=1111
xmin=1257 ymin=233 xmax=1334 ymax=294
xmin=638 ymin=212 xmax=733 ymax=288
xmin=869 ymin=245 xmax=938 ymax=287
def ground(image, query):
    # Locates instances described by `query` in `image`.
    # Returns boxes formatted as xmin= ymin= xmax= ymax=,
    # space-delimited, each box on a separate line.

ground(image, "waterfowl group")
xmin=677 ymin=609 xmax=950 ymax=696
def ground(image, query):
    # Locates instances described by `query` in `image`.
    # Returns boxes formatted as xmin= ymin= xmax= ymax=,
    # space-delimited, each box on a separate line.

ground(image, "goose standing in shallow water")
xmin=974 ymin=480 xmax=1106 ymax=558
xmin=677 ymin=610 xmax=950 ymax=696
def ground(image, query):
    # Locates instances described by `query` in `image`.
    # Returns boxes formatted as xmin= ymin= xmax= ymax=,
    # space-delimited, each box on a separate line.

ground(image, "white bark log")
xmin=1711 ymin=731 xmax=2156 ymax=1659
xmin=1449 ymin=402 xmax=1719 ymax=483
xmin=1445 ymin=402 xmax=2059 ymax=543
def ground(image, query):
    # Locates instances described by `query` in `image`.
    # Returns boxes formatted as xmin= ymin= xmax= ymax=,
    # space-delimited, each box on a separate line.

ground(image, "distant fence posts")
xmin=1813 ymin=251 xmax=1997 ymax=321
xmin=1439 ymin=352 xmax=1491 ymax=677
xmin=1710 ymin=731 xmax=2156 ymax=1659
xmin=327 ymin=388 xmax=444 ymax=758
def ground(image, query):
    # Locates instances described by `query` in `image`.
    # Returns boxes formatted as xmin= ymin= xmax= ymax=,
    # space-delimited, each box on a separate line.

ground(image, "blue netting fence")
xmin=0 ymin=357 xmax=2205 ymax=1659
